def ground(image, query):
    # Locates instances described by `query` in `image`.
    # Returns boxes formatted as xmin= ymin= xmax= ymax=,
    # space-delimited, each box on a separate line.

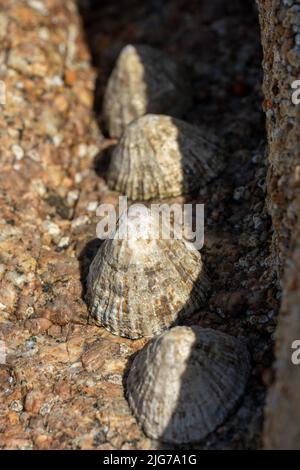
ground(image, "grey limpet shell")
xmin=127 ymin=326 xmax=250 ymax=444
xmin=103 ymin=45 xmax=191 ymax=138
xmin=107 ymin=114 xmax=226 ymax=200
xmin=86 ymin=206 xmax=210 ymax=339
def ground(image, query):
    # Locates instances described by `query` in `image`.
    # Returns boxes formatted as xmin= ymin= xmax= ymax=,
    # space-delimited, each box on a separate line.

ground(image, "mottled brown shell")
xmin=107 ymin=114 xmax=225 ymax=200
xmin=103 ymin=45 xmax=191 ymax=138
xmin=127 ymin=325 xmax=250 ymax=443
xmin=86 ymin=206 xmax=210 ymax=339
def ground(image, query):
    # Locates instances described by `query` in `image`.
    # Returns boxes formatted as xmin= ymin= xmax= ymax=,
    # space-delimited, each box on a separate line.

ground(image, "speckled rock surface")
xmin=257 ymin=0 xmax=300 ymax=271
xmin=0 ymin=0 xmax=150 ymax=450
xmin=257 ymin=0 xmax=300 ymax=449
xmin=0 ymin=0 xmax=278 ymax=450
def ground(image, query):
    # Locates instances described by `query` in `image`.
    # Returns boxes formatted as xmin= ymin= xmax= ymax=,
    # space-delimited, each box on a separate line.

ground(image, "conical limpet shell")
xmin=87 ymin=206 xmax=210 ymax=339
xmin=107 ymin=114 xmax=225 ymax=200
xmin=127 ymin=325 xmax=250 ymax=443
xmin=103 ymin=45 xmax=191 ymax=138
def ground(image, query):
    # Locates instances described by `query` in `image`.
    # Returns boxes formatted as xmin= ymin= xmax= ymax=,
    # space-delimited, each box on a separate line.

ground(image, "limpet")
xmin=107 ymin=114 xmax=225 ymax=200
xmin=127 ymin=325 xmax=250 ymax=443
xmin=87 ymin=206 xmax=209 ymax=339
xmin=103 ymin=45 xmax=191 ymax=138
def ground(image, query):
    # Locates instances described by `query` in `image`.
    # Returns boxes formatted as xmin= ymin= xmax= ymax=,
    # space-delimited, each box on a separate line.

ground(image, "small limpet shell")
xmin=87 ymin=206 xmax=210 ymax=339
xmin=107 ymin=114 xmax=225 ymax=200
xmin=127 ymin=325 xmax=250 ymax=443
xmin=103 ymin=45 xmax=191 ymax=138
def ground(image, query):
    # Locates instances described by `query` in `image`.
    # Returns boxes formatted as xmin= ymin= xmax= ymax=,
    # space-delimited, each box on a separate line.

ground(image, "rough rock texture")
xmin=0 ymin=0 xmax=151 ymax=450
xmin=0 ymin=0 xmax=278 ymax=450
xmin=257 ymin=0 xmax=300 ymax=449
xmin=257 ymin=0 xmax=300 ymax=271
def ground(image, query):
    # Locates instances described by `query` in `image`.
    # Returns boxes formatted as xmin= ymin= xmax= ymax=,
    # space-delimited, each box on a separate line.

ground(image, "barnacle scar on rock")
xmin=103 ymin=44 xmax=191 ymax=138
xmin=86 ymin=206 xmax=210 ymax=339
xmin=107 ymin=114 xmax=226 ymax=200
xmin=127 ymin=325 xmax=250 ymax=443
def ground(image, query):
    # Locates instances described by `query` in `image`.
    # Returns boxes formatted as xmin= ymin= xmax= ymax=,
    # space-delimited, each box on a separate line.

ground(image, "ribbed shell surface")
xmin=87 ymin=209 xmax=210 ymax=339
xmin=107 ymin=114 xmax=225 ymax=200
xmin=103 ymin=45 xmax=191 ymax=138
xmin=127 ymin=326 xmax=250 ymax=443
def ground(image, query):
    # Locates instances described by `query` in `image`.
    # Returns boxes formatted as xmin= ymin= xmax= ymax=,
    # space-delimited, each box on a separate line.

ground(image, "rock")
xmin=24 ymin=318 xmax=52 ymax=335
xmin=81 ymin=338 xmax=120 ymax=372
xmin=0 ymin=0 xmax=155 ymax=452
xmin=24 ymin=390 xmax=43 ymax=413
xmin=257 ymin=0 xmax=300 ymax=449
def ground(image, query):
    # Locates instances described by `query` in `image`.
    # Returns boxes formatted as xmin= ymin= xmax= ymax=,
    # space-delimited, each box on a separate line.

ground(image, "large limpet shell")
xmin=103 ymin=45 xmax=191 ymax=138
xmin=127 ymin=325 xmax=250 ymax=443
xmin=87 ymin=206 xmax=210 ymax=339
xmin=107 ymin=114 xmax=225 ymax=200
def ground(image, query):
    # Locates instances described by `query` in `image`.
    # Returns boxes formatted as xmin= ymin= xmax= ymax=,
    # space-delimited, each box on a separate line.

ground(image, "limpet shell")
xmin=103 ymin=45 xmax=191 ymax=138
xmin=87 ymin=206 xmax=210 ymax=339
xmin=127 ymin=325 xmax=250 ymax=443
xmin=107 ymin=114 xmax=225 ymax=200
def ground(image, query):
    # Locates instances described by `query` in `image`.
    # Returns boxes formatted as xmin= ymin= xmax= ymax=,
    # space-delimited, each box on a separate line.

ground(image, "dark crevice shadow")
xmin=78 ymin=238 xmax=102 ymax=300
xmin=158 ymin=1 xmax=265 ymax=449
xmin=77 ymin=0 xmax=194 ymax=135
xmin=76 ymin=0 xmax=268 ymax=450
xmin=93 ymin=141 xmax=117 ymax=179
